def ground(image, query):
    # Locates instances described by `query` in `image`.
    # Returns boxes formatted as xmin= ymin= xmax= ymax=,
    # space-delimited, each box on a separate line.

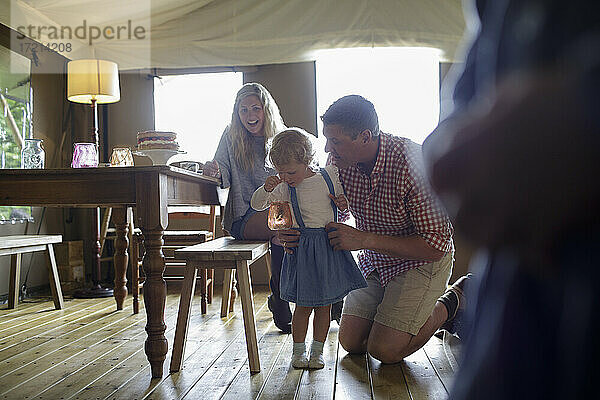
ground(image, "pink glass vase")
xmin=71 ymin=143 xmax=99 ymax=168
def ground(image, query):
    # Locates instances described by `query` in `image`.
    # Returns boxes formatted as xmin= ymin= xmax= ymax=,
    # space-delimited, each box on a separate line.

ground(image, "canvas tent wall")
xmin=1 ymin=0 xmax=467 ymax=72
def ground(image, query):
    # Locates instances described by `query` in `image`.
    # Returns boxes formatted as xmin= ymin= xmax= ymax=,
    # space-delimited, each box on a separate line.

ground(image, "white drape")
xmin=3 ymin=0 xmax=466 ymax=71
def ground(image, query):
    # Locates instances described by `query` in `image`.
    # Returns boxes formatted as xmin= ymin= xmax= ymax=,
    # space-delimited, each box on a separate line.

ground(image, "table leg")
xmin=142 ymin=229 xmax=167 ymax=378
xmin=112 ymin=207 xmax=129 ymax=310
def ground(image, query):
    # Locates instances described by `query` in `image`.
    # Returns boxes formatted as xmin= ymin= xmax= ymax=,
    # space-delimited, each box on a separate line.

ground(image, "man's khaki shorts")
xmin=342 ymin=252 xmax=453 ymax=335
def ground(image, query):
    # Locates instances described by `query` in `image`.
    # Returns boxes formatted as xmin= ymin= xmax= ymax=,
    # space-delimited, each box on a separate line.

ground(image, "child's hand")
xmin=264 ymin=175 xmax=283 ymax=192
xmin=329 ymin=194 xmax=349 ymax=211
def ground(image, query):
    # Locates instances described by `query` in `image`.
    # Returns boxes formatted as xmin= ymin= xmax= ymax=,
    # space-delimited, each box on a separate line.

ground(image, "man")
xmin=313 ymin=94 xmax=468 ymax=363
xmin=423 ymin=0 xmax=599 ymax=398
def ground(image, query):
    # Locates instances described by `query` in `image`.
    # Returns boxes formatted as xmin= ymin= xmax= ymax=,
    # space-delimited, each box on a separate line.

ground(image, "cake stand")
xmin=133 ymin=149 xmax=185 ymax=165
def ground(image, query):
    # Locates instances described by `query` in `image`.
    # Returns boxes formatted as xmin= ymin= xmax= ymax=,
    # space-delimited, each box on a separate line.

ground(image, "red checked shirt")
xmin=338 ymin=133 xmax=454 ymax=286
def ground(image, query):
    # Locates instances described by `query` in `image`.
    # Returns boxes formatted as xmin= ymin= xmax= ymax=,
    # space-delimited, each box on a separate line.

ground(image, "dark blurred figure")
xmin=423 ymin=0 xmax=599 ymax=399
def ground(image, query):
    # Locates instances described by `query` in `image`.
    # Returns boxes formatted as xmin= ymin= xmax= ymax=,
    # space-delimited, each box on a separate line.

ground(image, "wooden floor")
xmin=0 ymin=285 xmax=459 ymax=400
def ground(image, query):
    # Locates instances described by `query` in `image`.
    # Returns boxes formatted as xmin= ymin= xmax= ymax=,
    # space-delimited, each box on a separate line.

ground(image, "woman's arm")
xmin=204 ymin=129 xmax=232 ymax=188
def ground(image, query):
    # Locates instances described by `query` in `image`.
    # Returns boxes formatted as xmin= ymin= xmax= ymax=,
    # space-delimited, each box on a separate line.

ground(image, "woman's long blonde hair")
xmin=228 ymin=83 xmax=285 ymax=171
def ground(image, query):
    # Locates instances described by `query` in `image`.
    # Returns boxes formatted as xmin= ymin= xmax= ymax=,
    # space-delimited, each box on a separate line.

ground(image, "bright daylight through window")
xmin=153 ymin=47 xmax=439 ymax=167
xmin=154 ymin=72 xmax=243 ymax=164
xmin=315 ymin=47 xmax=440 ymax=165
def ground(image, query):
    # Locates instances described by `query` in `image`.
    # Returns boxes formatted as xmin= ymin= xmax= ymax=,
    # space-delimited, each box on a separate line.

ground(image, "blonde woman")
xmin=203 ymin=82 xmax=292 ymax=332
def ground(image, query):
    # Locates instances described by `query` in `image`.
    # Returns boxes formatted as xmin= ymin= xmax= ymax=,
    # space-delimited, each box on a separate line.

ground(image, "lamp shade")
xmin=67 ymin=59 xmax=120 ymax=104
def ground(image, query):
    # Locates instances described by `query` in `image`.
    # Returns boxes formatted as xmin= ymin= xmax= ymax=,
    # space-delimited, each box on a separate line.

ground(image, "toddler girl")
xmin=251 ymin=128 xmax=367 ymax=369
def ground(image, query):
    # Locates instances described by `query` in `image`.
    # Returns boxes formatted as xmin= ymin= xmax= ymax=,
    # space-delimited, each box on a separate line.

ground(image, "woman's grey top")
xmin=213 ymin=129 xmax=274 ymax=232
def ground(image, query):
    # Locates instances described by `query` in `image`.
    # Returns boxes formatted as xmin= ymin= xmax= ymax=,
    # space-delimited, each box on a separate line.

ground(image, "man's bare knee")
xmin=367 ymin=322 xmax=412 ymax=363
xmin=338 ymin=315 xmax=371 ymax=354
xmin=367 ymin=342 xmax=407 ymax=364
xmin=339 ymin=332 xmax=367 ymax=354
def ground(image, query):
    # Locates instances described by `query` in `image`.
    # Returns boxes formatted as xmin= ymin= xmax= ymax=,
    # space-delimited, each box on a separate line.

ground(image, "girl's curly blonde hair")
xmin=269 ymin=127 xmax=316 ymax=169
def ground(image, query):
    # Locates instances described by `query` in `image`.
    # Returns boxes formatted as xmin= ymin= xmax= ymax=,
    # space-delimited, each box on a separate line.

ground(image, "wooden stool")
xmin=129 ymin=230 xmax=215 ymax=314
xmin=170 ymin=237 xmax=270 ymax=374
xmin=125 ymin=205 xmax=218 ymax=314
xmin=0 ymin=235 xmax=64 ymax=310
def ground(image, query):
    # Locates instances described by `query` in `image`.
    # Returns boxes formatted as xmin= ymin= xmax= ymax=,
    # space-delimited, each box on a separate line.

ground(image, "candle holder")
xmin=71 ymin=143 xmax=98 ymax=168
xmin=110 ymin=147 xmax=134 ymax=166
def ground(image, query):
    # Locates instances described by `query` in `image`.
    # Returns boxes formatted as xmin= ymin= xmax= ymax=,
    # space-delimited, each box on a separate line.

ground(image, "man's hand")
xmin=328 ymin=194 xmax=349 ymax=211
xmin=203 ymin=160 xmax=221 ymax=178
xmin=326 ymin=222 xmax=365 ymax=251
xmin=264 ymin=175 xmax=283 ymax=192
xmin=276 ymin=228 xmax=300 ymax=254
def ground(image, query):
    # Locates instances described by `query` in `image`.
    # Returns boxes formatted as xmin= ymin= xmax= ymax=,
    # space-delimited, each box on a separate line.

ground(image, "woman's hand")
xmin=264 ymin=175 xmax=283 ymax=192
xmin=276 ymin=228 xmax=300 ymax=254
xmin=203 ymin=160 xmax=221 ymax=178
xmin=328 ymin=194 xmax=349 ymax=211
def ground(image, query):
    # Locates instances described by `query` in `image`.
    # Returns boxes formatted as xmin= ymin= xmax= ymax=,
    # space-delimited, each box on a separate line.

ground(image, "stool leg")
xmin=207 ymin=269 xmax=214 ymax=304
xmin=170 ymin=262 xmax=198 ymax=373
xmin=8 ymin=253 xmax=22 ymax=309
xmin=46 ymin=244 xmax=64 ymax=310
xmin=237 ymin=260 xmax=260 ymax=373
xmin=200 ymin=268 xmax=208 ymax=314
xmin=221 ymin=269 xmax=234 ymax=318
xmin=229 ymin=271 xmax=237 ymax=313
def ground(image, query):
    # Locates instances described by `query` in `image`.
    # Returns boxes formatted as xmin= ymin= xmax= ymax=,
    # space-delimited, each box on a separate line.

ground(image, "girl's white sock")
xmin=292 ymin=341 xmax=309 ymax=368
xmin=309 ymin=340 xmax=325 ymax=369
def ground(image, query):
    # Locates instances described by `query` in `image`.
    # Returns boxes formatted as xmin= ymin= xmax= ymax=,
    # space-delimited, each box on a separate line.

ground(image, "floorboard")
xmin=401 ymin=347 xmax=449 ymax=400
xmin=335 ymin=349 xmax=373 ymax=400
xmin=0 ymin=285 xmax=457 ymax=400
xmin=293 ymin=323 xmax=339 ymax=400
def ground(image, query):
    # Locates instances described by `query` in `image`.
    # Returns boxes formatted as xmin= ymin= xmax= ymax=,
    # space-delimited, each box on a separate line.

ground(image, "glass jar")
xmin=21 ymin=138 xmax=45 ymax=169
xmin=267 ymin=201 xmax=293 ymax=230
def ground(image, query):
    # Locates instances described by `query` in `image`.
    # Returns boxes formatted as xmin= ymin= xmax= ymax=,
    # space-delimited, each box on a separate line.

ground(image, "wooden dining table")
xmin=0 ymin=166 xmax=224 ymax=378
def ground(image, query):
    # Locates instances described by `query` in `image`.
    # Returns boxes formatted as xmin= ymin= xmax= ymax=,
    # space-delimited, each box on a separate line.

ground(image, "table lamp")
xmin=67 ymin=59 xmax=120 ymax=298
xmin=67 ymin=59 xmax=120 ymax=148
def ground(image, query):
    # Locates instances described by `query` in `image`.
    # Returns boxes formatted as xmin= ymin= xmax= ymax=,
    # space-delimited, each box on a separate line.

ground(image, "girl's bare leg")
xmin=309 ymin=305 xmax=331 ymax=369
xmin=291 ymin=305 xmax=312 ymax=368
xmin=312 ymin=305 xmax=331 ymax=343
xmin=292 ymin=306 xmax=312 ymax=343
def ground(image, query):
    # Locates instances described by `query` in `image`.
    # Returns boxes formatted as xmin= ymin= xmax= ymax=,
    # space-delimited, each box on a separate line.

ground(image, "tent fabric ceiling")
xmin=3 ymin=0 xmax=467 ymax=71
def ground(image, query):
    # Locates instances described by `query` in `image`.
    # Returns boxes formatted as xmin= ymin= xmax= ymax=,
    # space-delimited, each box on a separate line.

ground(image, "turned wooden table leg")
xmin=200 ymin=268 xmax=208 ymax=314
xmin=142 ymin=230 xmax=168 ymax=378
xmin=112 ymin=207 xmax=129 ymax=310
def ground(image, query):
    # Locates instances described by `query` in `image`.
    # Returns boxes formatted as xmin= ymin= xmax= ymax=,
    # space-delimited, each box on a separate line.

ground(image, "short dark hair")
xmin=320 ymin=95 xmax=380 ymax=139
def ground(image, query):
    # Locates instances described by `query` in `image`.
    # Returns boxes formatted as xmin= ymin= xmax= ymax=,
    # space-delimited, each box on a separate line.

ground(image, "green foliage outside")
xmin=1 ymin=96 xmax=33 ymax=222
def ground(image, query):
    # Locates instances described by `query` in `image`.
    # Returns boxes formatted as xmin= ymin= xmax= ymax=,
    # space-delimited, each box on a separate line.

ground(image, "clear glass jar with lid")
xmin=21 ymin=138 xmax=45 ymax=169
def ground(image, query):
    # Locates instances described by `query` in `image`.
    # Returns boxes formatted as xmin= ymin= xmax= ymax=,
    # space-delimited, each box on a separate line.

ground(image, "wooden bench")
xmin=170 ymin=236 xmax=270 ymax=374
xmin=0 ymin=235 xmax=64 ymax=310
